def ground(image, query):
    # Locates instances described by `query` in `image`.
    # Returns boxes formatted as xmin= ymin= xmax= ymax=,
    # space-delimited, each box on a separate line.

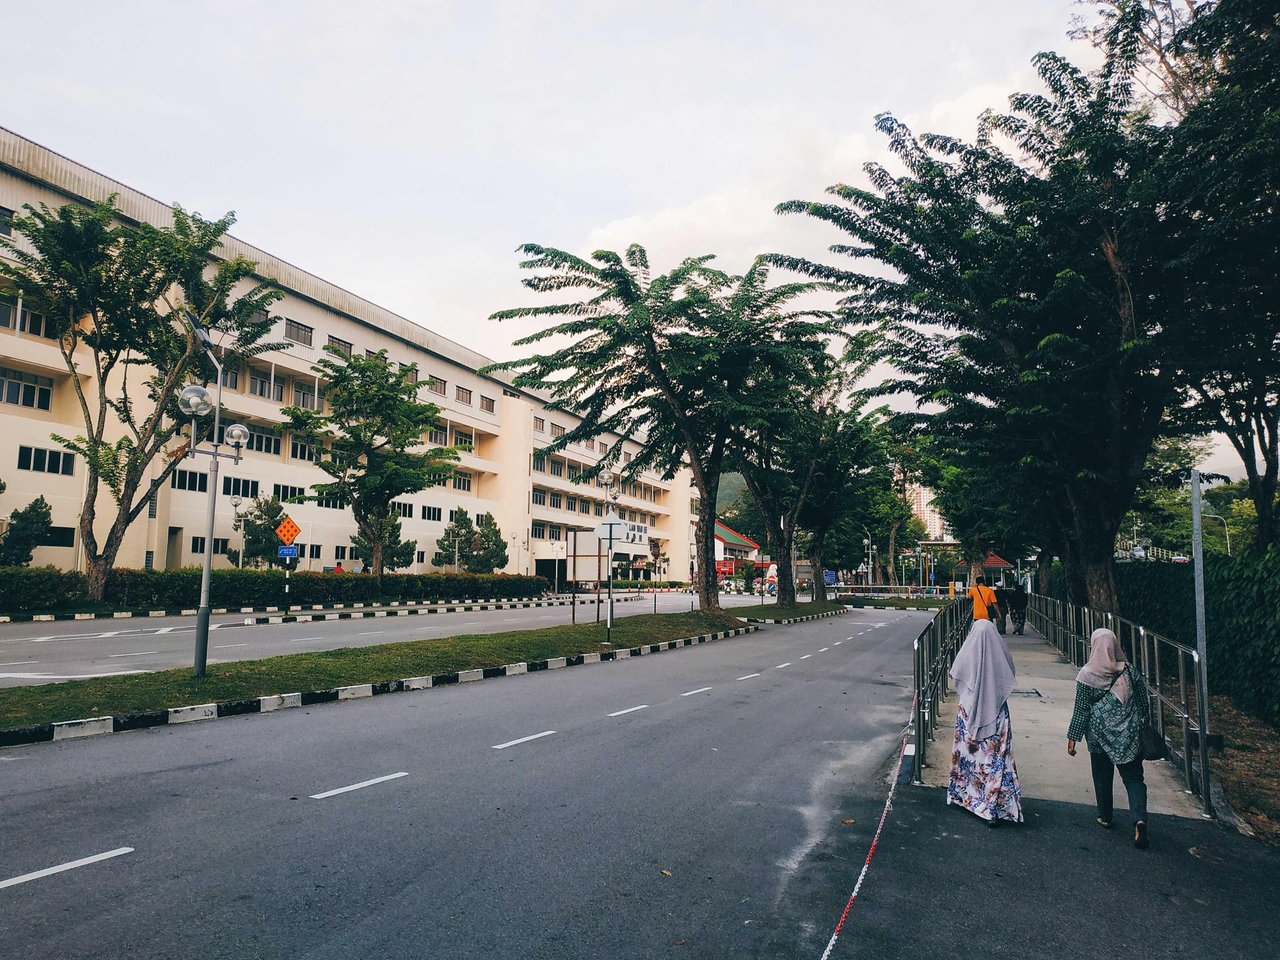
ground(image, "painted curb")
xmin=744 ymin=609 xmax=851 ymax=625
xmin=0 ymin=625 xmax=762 ymax=748
xmin=0 ymin=595 xmax=639 ymax=624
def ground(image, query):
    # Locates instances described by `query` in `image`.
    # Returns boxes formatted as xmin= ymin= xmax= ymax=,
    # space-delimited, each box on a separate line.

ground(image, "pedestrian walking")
xmin=1006 ymin=582 xmax=1028 ymax=635
xmin=1067 ymin=628 xmax=1152 ymax=849
xmin=967 ymin=575 xmax=1000 ymax=623
xmin=947 ymin=619 xmax=1024 ymax=826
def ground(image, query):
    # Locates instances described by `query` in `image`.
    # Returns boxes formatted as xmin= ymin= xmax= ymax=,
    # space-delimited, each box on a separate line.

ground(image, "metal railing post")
xmin=1194 ymin=651 xmax=1214 ymax=818
xmin=913 ymin=637 xmax=925 ymax=784
xmin=1178 ymin=654 xmax=1194 ymax=794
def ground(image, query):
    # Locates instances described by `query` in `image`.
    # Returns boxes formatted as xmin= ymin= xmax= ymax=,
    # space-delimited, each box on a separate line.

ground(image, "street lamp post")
xmin=229 ymin=494 xmax=244 ymax=569
xmin=600 ymin=469 xmax=620 ymax=642
xmin=1204 ymin=513 xmax=1232 ymax=556
xmin=177 ymin=375 xmax=250 ymax=680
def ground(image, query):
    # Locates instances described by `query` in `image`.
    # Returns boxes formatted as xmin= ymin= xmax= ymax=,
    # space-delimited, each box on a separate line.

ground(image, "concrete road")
xmin=0 ymin=593 xmax=780 ymax=688
xmin=0 ymin=608 xmax=926 ymax=959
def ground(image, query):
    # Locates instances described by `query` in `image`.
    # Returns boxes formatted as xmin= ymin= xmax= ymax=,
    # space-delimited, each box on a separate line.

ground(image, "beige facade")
xmin=0 ymin=126 xmax=694 ymax=583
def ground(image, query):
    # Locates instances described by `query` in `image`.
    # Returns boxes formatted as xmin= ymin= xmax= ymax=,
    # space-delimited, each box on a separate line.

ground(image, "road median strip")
xmin=0 ymin=611 xmax=763 ymax=748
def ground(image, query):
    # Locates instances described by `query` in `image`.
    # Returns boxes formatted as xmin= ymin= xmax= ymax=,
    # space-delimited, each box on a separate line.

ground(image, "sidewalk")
xmin=762 ymin=624 xmax=1280 ymax=959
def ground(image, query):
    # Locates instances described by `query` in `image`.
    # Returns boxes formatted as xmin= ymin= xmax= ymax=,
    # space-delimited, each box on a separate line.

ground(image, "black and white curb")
xmin=745 ymin=608 xmax=850 ymax=625
xmin=0 ymin=595 xmax=636 ymax=624
xmin=840 ymin=603 xmax=937 ymax=613
xmin=241 ymin=596 xmax=640 ymax=626
xmin=0 ymin=626 xmax=759 ymax=748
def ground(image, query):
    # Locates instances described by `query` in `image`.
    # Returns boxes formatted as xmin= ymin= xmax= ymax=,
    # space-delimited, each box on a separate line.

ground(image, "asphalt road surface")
xmin=0 ymin=608 xmax=926 ymax=959
xmin=0 ymin=593 xmax=783 ymax=688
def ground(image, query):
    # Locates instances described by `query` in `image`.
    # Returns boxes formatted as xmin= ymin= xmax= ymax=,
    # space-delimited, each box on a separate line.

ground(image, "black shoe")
xmin=1134 ymin=821 xmax=1149 ymax=849
xmin=1096 ymin=817 xmax=1112 ymax=829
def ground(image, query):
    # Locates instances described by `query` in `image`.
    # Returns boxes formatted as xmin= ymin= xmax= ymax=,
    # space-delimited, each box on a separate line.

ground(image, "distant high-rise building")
xmin=906 ymin=484 xmax=947 ymax=540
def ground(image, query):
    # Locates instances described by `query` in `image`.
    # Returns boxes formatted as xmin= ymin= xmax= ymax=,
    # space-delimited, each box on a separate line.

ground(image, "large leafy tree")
xmin=486 ymin=245 xmax=833 ymax=611
xmin=353 ymin=520 xmax=416 ymax=572
xmin=283 ymin=347 xmax=459 ymax=582
xmin=0 ymin=495 xmax=53 ymax=567
xmin=470 ymin=512 xmax=510 ymax=574
xmin=775 ymin=48 xmax=1195 ymax=611
xmin=434 ymin=508 xmax=479 ymax=571
xmin=227 ymin=494 xmax=288 ymax=569
xmin=0 ymin=198 xmax=281 ymax=600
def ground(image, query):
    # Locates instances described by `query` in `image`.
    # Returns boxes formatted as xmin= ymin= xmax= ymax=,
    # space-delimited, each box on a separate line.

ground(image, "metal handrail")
xmin=910 ymin=597 xmax=973 ymax=784
xmin=1027 ymin=594 xmax=1214 ymax=819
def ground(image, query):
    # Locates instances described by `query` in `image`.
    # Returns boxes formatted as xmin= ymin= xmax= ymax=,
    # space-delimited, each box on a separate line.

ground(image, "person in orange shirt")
xmin=968 ymin=575 xmax=1000 ymax=622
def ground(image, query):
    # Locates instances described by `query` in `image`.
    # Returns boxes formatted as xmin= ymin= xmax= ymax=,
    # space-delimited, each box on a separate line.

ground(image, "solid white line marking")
xmin=681 ymin=686 xmax=713 ymax=697
xmin=108 ymin=651 xmax=157 ymax=658
xmin=357 ymin=631 xmax=385 ymax=636
xmin=155 ymin=627 xmax=176 ymax=634
xmin=0 ymin=847 xmax=134 ymax=890
xmin=0 ymin=660 xmax=38 ymax=666
xmin=607 ymin=704 xmax=649 ymax=717
xmin=737 ymin=673 xmax=761 ymax=681
xmin=213 ymin=643 xmax=247 ymax=649
xmin=800 ymin=655 xmax=812 ymax=660
xmin=310 ymin=771 xmax=408 ymax=800
xmin=492 ymin=730 xmax=557 ymax=750
xmin=0 ymin=670 xmax=147 ymax=680
xmin=289 ymin=636 xmax=323 ymax=643
xmin=776 ymin=662 xmax=792 ymax=669
xmin=97 ymin=631 xmax=121 ymax=638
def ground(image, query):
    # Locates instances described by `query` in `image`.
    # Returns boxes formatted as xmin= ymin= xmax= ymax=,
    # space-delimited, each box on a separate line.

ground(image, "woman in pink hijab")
xmin=947 ymin=619 xmax=1023 ymax=825
xmin=1067 ymin=628 xmax=1152 ymax=849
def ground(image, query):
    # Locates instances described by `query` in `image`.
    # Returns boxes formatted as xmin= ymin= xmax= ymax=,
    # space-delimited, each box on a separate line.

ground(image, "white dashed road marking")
xmin=0 ymin=847 xmax=134 ymax=890
xmin=681 ymin=686 xmax=713 ymax=696
xmin=800 ymin=655 xmax=811 ymax=660
xmin=737 ymin=673 xmax=761 ymax=681
xmin=289 ymin=636 xmax=323 ymax=643
xmin=776 ymin=662 xmax=791 ymax=669
xmin=492 ymin=730 xmax=557 ymax=750
xmin=213 ymin=643 xmax=247 ymax=649
xmin=109 ymin=651 xmax=157 ymax=658
xmin=310 ymin=772 xmax=409 ymax=800
xmin=357 ymin=631 xmax=385 ymax=636
xmin=607 ymin=705 xmax=649 ymax=717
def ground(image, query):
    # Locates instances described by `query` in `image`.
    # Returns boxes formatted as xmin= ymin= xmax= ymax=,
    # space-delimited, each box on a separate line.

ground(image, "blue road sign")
xmin=824 ymin=569 xmax=837 ymax=586
xmin=278 ymin=545 xmax=299 ymax=558
xmin=929 ymin=570 xmax=936 ymax=583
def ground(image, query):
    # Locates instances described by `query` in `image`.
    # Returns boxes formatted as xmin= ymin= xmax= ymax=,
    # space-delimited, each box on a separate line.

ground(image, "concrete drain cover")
xmin=1009 ymin=689 xmax=1042 ymax=697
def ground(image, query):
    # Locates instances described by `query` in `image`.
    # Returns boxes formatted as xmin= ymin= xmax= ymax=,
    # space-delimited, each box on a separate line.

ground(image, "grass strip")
xmin=0 ymin=611 xmax=745 ymax=731
xmin=840 ymin=597 xmax=951 ymax=610
xmin=750 ymin=599 xmax=850 ymax=618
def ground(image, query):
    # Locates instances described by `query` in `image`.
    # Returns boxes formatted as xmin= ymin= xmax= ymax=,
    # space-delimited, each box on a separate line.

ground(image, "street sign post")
xmin=594 ymin=513 xmax=628 ymax=641
xmin=276 ymin=515 xmax=300 ymax=594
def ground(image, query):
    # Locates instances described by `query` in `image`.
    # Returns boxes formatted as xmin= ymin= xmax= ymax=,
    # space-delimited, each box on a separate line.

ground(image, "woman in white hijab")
xmin=947 ymin=619 xmax=1023 ymax=825
xmin=1066 ymin=628 xmax=1152 ymax=848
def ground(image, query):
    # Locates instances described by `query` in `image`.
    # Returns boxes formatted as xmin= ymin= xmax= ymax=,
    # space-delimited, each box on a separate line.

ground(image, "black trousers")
xmin=1090 ymin=750 xmax=1148 ymax=825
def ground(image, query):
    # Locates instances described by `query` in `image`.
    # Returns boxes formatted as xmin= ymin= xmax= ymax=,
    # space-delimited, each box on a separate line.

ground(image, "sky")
xmin=1 ymin=1 xmax=1241 ymax=476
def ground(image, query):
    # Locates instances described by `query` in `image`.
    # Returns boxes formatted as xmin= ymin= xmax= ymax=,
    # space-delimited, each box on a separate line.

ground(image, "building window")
xmin=17 ymin=445 xmax=75 ymax=475
xmin=550 ymin=423 xmax=565 ymax=438
xmin=292 ymin=382 xmax=318 ymax=410
xmin=480 ymin=396 xmax=495 ymax=413
xmin=245 ymin=425 xmax=282 ymax=456
xmin=191 ymin=536 xmax=206 ymax=554
xmin=431 ymin=475 xmax=448 ymax=487
xmin=567 ymin=464 xmax=579 ymax=480
xmin=427 ymin=427 xmax=448 ymax=445
xmin=453 ymin=430 xmax=473 ymax=448
xmin=148 ymin=493 xmax=158 ymax=518
xmin=549 ymin=492 xmax=562 ymax=509
xmin=144 ymin=550 xmax=155 ymax=569
xmin=223 ymin=476 xmax=260 ymax=499
xmin=453 ymin=471 xmax=472 ymax=492
xmin=581 ymin=500 xmax=592 ymax=515
xmin=335 ymin=545 xmax=347 ymax=560
xmin=212 ymin=537 xmax=230 ymax=554
xmin=290 ymin=436 xmax=318 ymax=462
xmin=0 ymin=366 xmax=53 ymax=411
xmin=171 ymin=469 xmax=208 ymax=492
xmin=533 ymin=417 xmax=545 ymax=432
xmin=565 ymin=496 xmax=577 ymax=512
xmin=249 ymin=369 xmax=285 ymax=402
xmin=18 ymin=306 xmax=58 ymax=340
xmin=284 ymin=318 xmax=314 ymax=346
xmin=531 ymin=521 xmax=546 ymax=540
xmin=533 ymin=455 xmax=546 ymax=472
xmin=427 ymin=375 xmax=446 ymax=396
xmin=550 ymin=460 xmax=564 ymax=477
xmin=314 ymin=491 xmax=347 ymax=509
xmin=548 ymin=524 xmax=562 ymax=541
xmin=448 ymin=509 xmax=458 ymax=523
xmin=531 ymin=488 xmax=547 ymax=506
xmin=623 ymin=452 xmax=633 ymax=463
xmin=393 ymin=500 xmax=414 ymax=518
xmin=219 ymin=366 xmax=239 ymax=390
xmin=273 ymin=483 xmax=305 ymax=503
xmin=594 ymin=502 xmax=604 ymax=516
xmin=327 ymin=335 xmax=353 ymax=356
xmin=0 ymin=293 xmax=15 ymax=328
xmin=365 ymin=349 xmax=386 ymax=362
xmin=455 ymin=386 xmax=472 ymax=404
xmin=421 ymin=505 xmax=442 ymax=522
xmin=598 ymin=441 xmax=609 ymax=453
xmin=309 ymin=543 xmax=321 ymax=559
xmin=400 ymin=362 xmax=418 ymax=384
xmin=416 ymin=550 xmax=426 ymax=564
xmin=0 ymin=205 xmax=13 ymax=237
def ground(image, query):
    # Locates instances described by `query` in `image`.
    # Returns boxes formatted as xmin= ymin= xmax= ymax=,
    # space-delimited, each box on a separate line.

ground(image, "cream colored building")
xmin=0 ymin=127 xmax=694 ymax=584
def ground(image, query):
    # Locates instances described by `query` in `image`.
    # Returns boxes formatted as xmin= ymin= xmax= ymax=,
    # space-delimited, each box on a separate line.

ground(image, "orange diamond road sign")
xmin=275 ymin=516 xmax=301 ymax=546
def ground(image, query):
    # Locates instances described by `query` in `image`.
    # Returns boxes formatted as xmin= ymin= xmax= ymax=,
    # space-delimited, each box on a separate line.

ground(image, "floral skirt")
xmin=947 ymin=702 xmax=1024 ymax=823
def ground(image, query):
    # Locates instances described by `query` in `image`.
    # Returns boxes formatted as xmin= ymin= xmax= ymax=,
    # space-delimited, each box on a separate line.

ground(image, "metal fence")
xmin=910 ymin=597 xmax=973 ymax=784
xmin=834 ymin=584 xmax=953 ymax=600
xmin=1027 ymin=594 xmax=1214 ymax=819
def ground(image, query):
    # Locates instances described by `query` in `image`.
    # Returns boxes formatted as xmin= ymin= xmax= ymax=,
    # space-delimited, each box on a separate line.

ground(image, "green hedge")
xmin=576 ymin=580 xmax=686 ymax=590
xmin=0 ymin=566 xmax=549 ymax=614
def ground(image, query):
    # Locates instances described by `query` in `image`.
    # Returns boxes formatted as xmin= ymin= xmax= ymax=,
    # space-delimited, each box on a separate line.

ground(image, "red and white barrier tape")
xmin=818 ymin=693 xmax=917 ymax=960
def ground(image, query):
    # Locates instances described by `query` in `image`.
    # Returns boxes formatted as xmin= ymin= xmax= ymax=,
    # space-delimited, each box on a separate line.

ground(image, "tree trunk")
xmin=885 ymin=520 xmax=901 ymax=587
xmin=809 ymin=532 xmax=828 ymax=604
xmin=693 ymin=483 xmax=722 ymax=612
xmin=775 ymin=520 xmax=797 ymax=608
xmin=84 ymin=555 xmax=109 ymax=605
xmin=1035 ymin=548 xmax=1055 ymax=598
